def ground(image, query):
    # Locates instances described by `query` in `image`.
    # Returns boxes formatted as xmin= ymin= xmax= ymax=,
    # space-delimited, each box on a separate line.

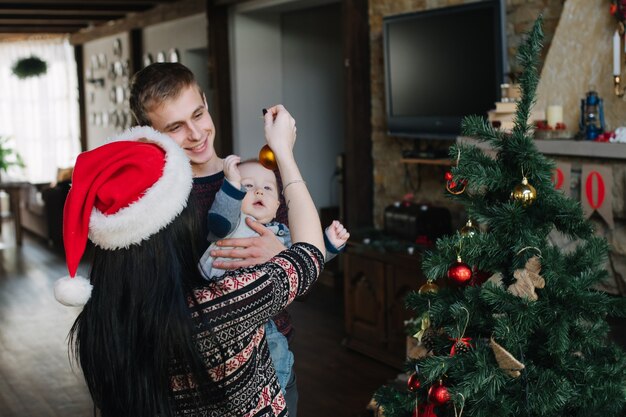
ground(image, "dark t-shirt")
xmin=191 ymin=170 xmax=293 ymax=338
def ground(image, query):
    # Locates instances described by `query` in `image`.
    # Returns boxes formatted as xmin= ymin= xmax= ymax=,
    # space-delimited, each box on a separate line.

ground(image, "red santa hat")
xmin=54 ymin=126 xmax=192 ymax=306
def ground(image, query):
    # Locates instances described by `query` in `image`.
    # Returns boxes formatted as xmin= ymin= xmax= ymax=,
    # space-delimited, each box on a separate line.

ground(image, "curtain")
xmin=0 ymin=36 xmax=80 ymax=183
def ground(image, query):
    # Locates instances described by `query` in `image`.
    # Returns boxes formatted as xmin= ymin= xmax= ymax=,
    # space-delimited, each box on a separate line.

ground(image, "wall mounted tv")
xmin=383 ymin=0 xmax=507 ymax=139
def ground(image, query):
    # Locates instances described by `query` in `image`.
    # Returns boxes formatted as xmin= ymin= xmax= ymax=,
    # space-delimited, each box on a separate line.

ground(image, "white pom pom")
xmin=54 ymin=275 xmax=93 ymax=307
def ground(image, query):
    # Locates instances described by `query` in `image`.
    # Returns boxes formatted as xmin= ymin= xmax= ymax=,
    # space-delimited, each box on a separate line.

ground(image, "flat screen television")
xmin=383 ymin=0 xmax=507 ymax=140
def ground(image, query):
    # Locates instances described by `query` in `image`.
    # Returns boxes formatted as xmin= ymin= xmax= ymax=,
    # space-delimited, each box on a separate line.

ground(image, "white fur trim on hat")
xmin=54 ymin=275 xmax=93 ymax=307
xmin=88 ymin=126 xmax=193 ymax=250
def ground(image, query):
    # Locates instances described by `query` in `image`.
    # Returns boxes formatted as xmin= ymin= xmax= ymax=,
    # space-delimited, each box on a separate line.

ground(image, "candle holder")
xmin=613 ymin=22 xmax=626 ymax=97
xmin=614 ymin=75 xmax=626 ymax=97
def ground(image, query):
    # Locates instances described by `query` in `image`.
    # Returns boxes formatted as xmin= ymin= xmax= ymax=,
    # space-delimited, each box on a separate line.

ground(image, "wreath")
xmin=11 ymin=56 xmax=48 ymax=79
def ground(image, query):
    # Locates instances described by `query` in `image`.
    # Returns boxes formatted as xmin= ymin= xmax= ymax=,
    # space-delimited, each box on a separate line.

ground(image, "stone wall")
xmin=369 ymin=0 xmax=626 ymax=294
xmin=536 ymin=0 xmax=626 ymax=295
xmin=369 ymin=0 xmax=565 ymax=227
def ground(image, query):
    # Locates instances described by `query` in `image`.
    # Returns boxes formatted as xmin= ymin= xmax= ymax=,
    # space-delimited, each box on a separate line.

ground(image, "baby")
xmin=199 ymin=155 xmax=349 ymax=278
xmin=198 ymin=154 xmax=349 ymax=397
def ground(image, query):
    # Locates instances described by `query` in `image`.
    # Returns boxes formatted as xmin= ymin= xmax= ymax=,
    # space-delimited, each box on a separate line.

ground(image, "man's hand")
xmin=211 ymin=217 xmax=286 ymax=269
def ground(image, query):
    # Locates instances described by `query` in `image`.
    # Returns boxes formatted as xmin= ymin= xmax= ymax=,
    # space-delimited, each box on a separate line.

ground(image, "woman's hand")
xmin=263 ymin=104 xmax=296 ymax=163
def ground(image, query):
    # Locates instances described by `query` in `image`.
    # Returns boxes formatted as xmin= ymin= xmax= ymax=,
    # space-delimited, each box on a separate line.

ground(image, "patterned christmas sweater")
xmin=192 ymin=172 xmax=294 ymax=339
xmin=169 ymin=243 xmax=323 ymax=416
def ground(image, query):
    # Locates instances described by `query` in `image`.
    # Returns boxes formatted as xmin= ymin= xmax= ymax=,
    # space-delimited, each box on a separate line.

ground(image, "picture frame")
xmin=143 ymin=53 xmax=153 ymax=68
xmin=113 ymin=38 xmax=122 ymax=57
xmin=168 ymin=48 xmax=180 ymax=63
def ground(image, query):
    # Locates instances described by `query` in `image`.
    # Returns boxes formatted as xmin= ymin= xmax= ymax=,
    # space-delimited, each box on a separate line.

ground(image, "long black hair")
xmin=69 ymin=195 xmax=211 ymax=417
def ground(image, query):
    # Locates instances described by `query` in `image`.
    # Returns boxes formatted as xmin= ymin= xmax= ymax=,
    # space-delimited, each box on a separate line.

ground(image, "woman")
xmin=55 ymin=105 xmax=324 ymax=417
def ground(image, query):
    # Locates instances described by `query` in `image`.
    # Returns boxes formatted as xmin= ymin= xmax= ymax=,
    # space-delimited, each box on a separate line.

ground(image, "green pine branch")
xmin=377 ymin=15 xmax=626 ymax=417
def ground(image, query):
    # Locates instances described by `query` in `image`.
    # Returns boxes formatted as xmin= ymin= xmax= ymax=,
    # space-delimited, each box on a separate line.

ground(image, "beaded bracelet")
xmin=282 ymin=179 xmax=306 ymax=195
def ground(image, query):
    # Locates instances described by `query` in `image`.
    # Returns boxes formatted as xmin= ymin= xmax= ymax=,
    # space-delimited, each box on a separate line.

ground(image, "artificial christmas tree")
xmin=374 ymin=17 xmax=626 ymax=417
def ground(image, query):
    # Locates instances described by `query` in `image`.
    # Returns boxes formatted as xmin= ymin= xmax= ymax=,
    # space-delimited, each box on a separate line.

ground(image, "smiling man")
xmin=128 ymin=63 xmax=300 ymax=414
xmin=129 ymin=63 xmax=286 ymax=269
xmin=129 ymin=63 xmax=222 ymax=177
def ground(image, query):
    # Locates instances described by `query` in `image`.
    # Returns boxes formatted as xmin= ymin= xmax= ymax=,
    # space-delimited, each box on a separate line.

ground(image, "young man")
xmin=129 ymin=63 xmax=299 ymax=414
xmin=129 ymin=63 xmax=286 ymax=267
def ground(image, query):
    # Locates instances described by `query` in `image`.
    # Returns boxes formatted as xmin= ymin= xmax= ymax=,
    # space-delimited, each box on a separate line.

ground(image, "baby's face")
xmin=239 ymin=162 xmax=280 ymax=224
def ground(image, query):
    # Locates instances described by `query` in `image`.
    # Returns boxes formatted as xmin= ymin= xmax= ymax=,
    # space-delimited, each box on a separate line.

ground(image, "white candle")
xmin=614 ymin=30 xmax=621 ymax=76
xmin=546 ymin=105 xmax=563 ymax=128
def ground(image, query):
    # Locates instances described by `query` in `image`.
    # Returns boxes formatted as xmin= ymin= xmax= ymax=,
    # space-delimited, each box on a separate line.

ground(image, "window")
xmin=0 ymin=36 xmax=80 ymax=183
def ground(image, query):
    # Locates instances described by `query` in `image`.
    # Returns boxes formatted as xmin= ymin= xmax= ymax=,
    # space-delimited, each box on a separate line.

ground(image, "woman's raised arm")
xmin=263 ymin=105 xmax=325 ymax=257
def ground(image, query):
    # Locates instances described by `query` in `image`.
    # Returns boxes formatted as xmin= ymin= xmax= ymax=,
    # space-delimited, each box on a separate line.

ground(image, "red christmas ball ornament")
xmin=259 ymin=144 xmax=278 ymax=171
xmin=413 ymin=403 xmax=437 ymax=417
xmin=444 ymin=171 xmax=453 ymax=181
xmin=407 ymin=373 xmax=421 ymax=391
xmin=428 ymin=382 xmax=451 ymax=405
xmin=447 ymin=256 xmax=472 ymax=284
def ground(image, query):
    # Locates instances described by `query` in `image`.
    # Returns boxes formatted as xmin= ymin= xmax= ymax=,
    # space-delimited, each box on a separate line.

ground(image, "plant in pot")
xmin=0 ymin=136 xmax=25 ymax=182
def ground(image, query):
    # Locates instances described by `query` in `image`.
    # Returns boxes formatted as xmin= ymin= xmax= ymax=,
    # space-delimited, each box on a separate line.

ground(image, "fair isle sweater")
xmin=170 ymin=243 xmax=323 ymax=416
xmin=192 ymin=172 xmax=294 ymax=339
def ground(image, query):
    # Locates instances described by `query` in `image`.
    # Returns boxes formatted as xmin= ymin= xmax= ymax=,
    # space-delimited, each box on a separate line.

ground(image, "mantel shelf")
xmin=458 ymin=137 xmax=626 ymax=160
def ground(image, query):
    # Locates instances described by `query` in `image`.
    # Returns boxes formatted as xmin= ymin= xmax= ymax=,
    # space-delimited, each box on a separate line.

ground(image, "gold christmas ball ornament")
xmin=511 ymin=176 xmax=537 ymax=206
xmin=259 ymin=144 xmax=278 ymax=171
xmin=460 ymin=219 xmax=478 ymax=238
xmin=419 ymin=281 xmax=439 ymax=295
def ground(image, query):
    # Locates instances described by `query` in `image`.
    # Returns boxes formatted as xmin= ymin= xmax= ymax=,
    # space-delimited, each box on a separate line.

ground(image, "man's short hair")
xmin=129 ymin=63 xmax=202 ymax=126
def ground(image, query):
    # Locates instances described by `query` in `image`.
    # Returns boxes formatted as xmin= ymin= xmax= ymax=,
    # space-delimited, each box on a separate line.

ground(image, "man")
xmin=129 ymin=63 xmax=299 ymax=414
xmin=129 ymin=63 xmax=288 ymax=267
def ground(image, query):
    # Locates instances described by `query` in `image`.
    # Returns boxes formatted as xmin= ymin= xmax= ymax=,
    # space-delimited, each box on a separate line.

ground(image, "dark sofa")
xmin=20 ymin=181 xmax=70 ymax=249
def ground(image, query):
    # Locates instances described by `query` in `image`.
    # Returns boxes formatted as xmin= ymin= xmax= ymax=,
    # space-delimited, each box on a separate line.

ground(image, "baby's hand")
xmin=224 ymin=155 xmax=241 ymax=187
xmin=325 ymin=220 xmax=350 ymax=249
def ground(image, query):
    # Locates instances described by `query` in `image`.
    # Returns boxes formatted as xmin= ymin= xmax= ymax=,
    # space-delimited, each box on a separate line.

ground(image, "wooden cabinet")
xmin=343 ymin=245 xmax=427 ymax=369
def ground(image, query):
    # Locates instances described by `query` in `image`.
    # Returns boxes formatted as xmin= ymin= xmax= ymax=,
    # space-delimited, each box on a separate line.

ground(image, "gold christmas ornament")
xmin=511 ymin=176 xmax=537 ymax=206
xmin=490 ymin=337 xmax=525 ymax=378
xmin=508 ymin=256 xmax=545 ymax=301
xmin=419 ymin=281 xmax=439 ymax=295
xmin=259 ymin=144 xmax=278 ymax=171
xmin=460 ymin=219 xmax=478 ymax=238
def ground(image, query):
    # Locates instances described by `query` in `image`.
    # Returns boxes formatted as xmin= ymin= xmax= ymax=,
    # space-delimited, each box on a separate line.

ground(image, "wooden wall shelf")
xmin=400 ymin=158 xmax=451 ymax=166
xmin=458 ymin=136 xmax=626 ymax=160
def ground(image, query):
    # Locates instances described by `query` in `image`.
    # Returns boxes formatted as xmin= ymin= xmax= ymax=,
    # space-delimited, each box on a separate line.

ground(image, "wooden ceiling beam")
xmin=0 ymin=0 xmax=200 ymax=38
xmin=0 ymin=8 xmax=130 ymax=16
xmin=0 ymin=1 xmax=175 ymax=5
xmin=0 ymin=14 xmax=122 ymax=21
xmin=0 ymin=25 xmax=85 ymax=33
xmin=0 ymin=18 xmax=116 ymax=25
xmin=0 ymin=6 xmax=148 ymax=14
xmin=69 ymin=0 xmax=205 ymax=44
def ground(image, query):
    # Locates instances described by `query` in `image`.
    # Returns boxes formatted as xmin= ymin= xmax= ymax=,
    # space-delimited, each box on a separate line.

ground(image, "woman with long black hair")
xmin=55 ymin=105 xmax=323 ymax=417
